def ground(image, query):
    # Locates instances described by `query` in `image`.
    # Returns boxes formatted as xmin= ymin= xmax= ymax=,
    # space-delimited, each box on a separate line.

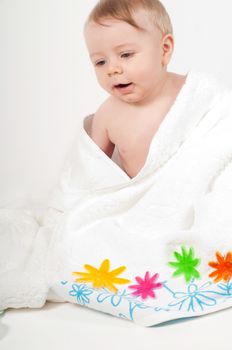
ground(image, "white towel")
xmin=1 ymin=71 xmax=232 ymax=326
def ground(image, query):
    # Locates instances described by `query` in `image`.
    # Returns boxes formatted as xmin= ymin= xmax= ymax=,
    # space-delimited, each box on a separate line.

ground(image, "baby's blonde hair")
xmin=86 ymin=0 xmax=173 ymax=36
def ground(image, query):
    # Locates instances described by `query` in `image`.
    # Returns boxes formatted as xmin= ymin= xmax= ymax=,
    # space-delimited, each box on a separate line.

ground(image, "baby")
xmin=84 ymin=0 xmax=187 ymax=178
xmin=2 ymin=1 xmax=232 ymax=324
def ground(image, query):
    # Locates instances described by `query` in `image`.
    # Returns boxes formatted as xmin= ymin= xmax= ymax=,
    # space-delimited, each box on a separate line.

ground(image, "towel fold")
xmin=1 ymin=71 xmax=232 ymax=326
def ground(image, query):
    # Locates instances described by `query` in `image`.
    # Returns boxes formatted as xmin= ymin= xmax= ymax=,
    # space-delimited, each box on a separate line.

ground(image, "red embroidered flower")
xmin=128 ymin=271 xmax=163 ymax=300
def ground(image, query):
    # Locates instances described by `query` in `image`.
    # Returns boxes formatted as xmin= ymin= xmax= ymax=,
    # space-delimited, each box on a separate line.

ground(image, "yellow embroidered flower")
xmin=73 ymin=259 xmax=131 ymax=293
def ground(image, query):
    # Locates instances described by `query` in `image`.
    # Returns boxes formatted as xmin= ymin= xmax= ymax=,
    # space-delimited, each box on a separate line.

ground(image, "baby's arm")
xmin=90 ymin=104 xmax=115 ymax=158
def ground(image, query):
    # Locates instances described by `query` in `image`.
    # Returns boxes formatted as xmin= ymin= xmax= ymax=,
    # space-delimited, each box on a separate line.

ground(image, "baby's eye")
xmin=95 ymin=60 xmax=106 ymax=66
xmin=121 ymin=52 xmax=134 ymax=58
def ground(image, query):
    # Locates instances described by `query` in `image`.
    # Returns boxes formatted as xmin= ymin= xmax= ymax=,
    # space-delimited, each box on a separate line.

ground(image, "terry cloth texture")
xmin=1 ymin=71 xmax=232 ymax=326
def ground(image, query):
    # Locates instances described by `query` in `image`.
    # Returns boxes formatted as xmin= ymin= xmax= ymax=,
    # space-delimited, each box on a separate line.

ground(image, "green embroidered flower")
xmin=168 ymin=246 xmax=201 ymax=283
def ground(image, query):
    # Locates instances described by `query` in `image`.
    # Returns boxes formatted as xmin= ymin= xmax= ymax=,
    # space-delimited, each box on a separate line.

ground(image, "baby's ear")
xmin=161 ymin=34 xmax=174 ymax=66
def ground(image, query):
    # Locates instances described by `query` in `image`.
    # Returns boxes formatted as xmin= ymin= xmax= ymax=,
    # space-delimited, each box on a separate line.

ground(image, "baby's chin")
xmin=110 ymin=89 xmax=144 ymax=105
xmin=118 ymin=95 xmax=142 ymax=104
xmin=114 ymin=91 xmax=151 ymax=106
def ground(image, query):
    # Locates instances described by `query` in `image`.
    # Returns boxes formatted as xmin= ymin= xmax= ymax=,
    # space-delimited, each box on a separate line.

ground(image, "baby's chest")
xmin=116 ymin=118 xmax=155 ymax=145
xmin=117 ymin=133 xmax=150 ymax=158
xmin=110 ymin=123 xmax=159 ymax=176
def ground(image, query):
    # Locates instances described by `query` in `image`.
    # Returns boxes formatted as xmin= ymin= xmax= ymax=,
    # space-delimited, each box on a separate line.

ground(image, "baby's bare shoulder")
xmin=91 ymin=97 xmax=118 ymax=157
xmin=96 ymin=96 xmax=123 ymax=113
xmin=94 ymin=96 xmax=124 ymax=125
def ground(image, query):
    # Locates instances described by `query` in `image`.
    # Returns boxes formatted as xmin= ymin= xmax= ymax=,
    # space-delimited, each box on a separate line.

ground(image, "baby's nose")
xmin=107 ymin=63 xmax=123 ymax=76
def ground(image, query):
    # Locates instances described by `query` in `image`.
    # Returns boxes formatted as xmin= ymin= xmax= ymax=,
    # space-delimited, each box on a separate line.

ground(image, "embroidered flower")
xmin=168 ymin=246 xmax=201 ymax=283
xmin=208 ymin=251 xmax=232 ymax=283
xmin=128 ymin=272 xmax=163 ymax=300
xmin=69 ymin=284 xmax=93 ymax=305
xmin=216 ymin=280 xmax=232 ymax=297
xmin=72 ymin=259 xmax=130 ymax=293
xmin=96 ymin=288 xmax=151 ymax=321
xmin=166 ymin=280 xmax=217 ymax=312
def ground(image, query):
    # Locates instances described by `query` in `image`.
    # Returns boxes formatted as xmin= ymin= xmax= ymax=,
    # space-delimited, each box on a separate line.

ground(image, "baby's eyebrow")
xmin=115 ymin=43 xmax=137 ymax=48
xmin=90 ymin=43 xmax=136 ymax=58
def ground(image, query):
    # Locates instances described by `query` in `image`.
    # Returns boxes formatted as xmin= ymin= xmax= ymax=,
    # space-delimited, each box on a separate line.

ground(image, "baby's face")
xmin=84 ymin=10 xmax=172 ymax=105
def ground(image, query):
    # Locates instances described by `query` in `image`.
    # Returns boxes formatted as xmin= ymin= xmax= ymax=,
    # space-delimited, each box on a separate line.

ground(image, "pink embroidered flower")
xmin=128 ymin=272 xmax=163 ymax=300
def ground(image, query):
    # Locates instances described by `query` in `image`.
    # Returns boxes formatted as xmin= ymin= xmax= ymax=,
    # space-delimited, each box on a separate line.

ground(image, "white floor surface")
xmin=1 ymin=302 xmax=232 ymax=350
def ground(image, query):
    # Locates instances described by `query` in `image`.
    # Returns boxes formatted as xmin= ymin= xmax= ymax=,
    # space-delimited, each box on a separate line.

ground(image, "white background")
xmin=1 ymin=0 xmax=232 ymax=208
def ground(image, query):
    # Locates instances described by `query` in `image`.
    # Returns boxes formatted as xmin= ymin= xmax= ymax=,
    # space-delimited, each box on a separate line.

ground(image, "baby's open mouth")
xmin=114 ymin=83 xmax=132 ymax=88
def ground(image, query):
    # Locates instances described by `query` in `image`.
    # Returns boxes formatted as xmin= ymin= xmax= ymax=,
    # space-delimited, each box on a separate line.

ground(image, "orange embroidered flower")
xmin=208 ymin=251 xmax=232 ymax=283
